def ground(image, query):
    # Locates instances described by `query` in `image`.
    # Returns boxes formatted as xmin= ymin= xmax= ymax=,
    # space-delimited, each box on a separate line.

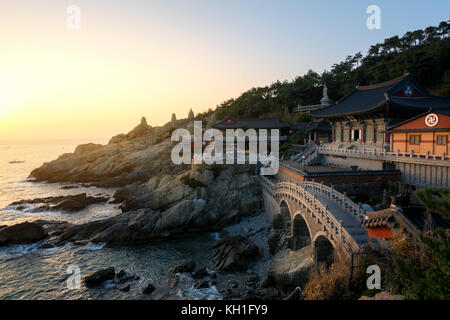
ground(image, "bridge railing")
xmin=261 ymin=176 xmax=362 ymax=253
xmin=301 ymin=181 xmax=366 ymax=222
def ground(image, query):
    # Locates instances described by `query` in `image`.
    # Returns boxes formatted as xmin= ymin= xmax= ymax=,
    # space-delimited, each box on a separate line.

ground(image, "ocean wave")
xmin=176 ymin=285 xmax=223 ymax=300
xmin=79 ymin=242 xmax=107 ymax=251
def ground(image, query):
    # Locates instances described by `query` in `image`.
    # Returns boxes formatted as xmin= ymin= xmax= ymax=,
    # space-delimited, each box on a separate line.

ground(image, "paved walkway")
xmin=309 ymin=189 xmax=369 ymax=246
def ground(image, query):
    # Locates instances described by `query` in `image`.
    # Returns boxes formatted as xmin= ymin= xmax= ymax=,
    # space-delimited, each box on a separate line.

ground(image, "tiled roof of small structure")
xmin=361 ymin=209 xmax=397 ymax=228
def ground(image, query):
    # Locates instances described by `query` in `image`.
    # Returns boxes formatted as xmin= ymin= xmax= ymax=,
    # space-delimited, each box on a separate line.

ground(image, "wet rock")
xmin=192 ymin=267 xmax=208 ymax=279
xmin=0 ymin=222 xmax=47 ymax=246
xmin=115 ymin=269 xmax=138 ymax=283
xmin=246 ymin=275 xmax=259 ymax=287
xmin=84 ymin=267 xmax=115 ymax=287
xmin=9 ymin=193 xmax=109 ymax=213
xmin=169 ymin=259 xmax=196 ymax=273
xmin=116 ymin=283 xmax=130 ymax=292
xmin=167 ymin=273 xmax=179 ymax=287
xmin=60 ymin=185 xmax=78 ymax=190
xmin=141 ymin=281 xmax=155 ymax=294
xmin=213 ymin=236 xmax=259 ymax=271
xmin=194 ymin=280 xmax=209 ymax=289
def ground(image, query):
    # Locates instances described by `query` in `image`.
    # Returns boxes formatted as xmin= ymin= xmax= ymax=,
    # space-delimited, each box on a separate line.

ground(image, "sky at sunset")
xmin=0 ymin=0 xmax=449 ymax=140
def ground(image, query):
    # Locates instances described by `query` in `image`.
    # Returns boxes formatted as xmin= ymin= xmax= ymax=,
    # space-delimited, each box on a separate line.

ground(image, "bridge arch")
xmin=289 ymin=212 xmax=312 ymax=250
xmin=313 ymin=233 xmax=335 ymax=267
xmin=279 ymin=200 xmax=292 ymax=231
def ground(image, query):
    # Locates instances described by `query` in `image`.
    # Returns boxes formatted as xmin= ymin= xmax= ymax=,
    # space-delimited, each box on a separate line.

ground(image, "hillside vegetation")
xmin=196 ymin=20 xmax=449 ymax=122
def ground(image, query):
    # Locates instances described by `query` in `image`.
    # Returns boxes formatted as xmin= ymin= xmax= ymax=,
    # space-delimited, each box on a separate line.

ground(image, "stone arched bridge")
xmin=260 ymin=176 xmax=369 ymax=263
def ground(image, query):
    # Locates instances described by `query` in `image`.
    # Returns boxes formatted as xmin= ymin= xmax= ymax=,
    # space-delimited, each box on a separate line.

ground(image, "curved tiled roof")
xmin=311 ymin=74 xmax=450 ymax=118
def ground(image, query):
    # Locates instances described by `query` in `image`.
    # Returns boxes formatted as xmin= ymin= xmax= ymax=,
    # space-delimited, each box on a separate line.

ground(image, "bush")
xmin=391 ymin=229 xmax=449 ymax=299
xmin=302 ymin=259 xmax=349 ymax=300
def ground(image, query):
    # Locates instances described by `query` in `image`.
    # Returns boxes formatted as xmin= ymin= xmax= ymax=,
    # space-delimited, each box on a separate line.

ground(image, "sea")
xmin=0 ymin=140 xmax=223 ymax=300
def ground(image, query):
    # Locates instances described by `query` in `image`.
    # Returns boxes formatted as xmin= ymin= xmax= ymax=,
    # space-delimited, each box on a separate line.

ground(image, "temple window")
xmin=437 ymin=135 xmax=448 ymax=145
xmin=409 ymin=135 xmax=420 ymax=145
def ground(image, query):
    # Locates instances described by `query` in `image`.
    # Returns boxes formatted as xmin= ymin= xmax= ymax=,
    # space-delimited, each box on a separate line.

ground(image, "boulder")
xmin=116 ymin=283 xmax=130 ymax=292
xmin=192 ymin=267 xmax=208 ymax=279
xmin=169 ymin=259 xmax=196 ymax=273
xmin=194 ymin=280 xmax=209 ymax=289
xmin=212 ymin=236 xmax=259 ymax=271
xmin=141 ymin=281 xmax=155 ymax=294
xmin=0 ymin=222 xmax=47 ymax=246
xmin=9 ymin=193 xmax=109 ymax=213
xmin=267 ymin=246 xmax=314 ymax=294
xmin=84 ymin=267 xmax=115 ymax=287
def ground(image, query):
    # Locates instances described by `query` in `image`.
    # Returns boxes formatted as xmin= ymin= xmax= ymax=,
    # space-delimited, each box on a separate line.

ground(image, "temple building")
xmin=311 ymin=73 xmax=450 ymax=152
xmin=386 ymin=108 xmax=449 ymax=156
xmin=290 ymin=120 xmax=331 ymax=144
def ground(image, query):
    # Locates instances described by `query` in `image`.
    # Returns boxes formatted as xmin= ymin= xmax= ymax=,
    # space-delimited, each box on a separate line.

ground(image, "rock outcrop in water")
xmin=8 ymin=193 xmax=109 ymax=213
xmin=28 ymin=118 xmax=191 ymax=187
xmin=213 ymin=236 xmax=260 ymax=271
xmin=0 ymin=222 xmax=47 ymax=246
xmin=23 ymin=117 xmax=263 ymax=246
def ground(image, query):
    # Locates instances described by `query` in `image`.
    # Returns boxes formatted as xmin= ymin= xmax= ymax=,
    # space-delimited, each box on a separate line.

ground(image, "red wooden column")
xmin=362 ymin=126 xmax=366 ymax=143
xmin=373 ymin=126 xmax=377 ymax=143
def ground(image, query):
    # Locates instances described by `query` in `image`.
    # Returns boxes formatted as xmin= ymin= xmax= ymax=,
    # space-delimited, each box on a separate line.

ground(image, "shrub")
xmin=302 ymin=253 xmax=350 ymax=300
xmin=391 ymin=229 xmax=449 ymax=300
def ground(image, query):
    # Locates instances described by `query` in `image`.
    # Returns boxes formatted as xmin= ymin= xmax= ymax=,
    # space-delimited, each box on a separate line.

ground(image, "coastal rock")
xmin=74 ymin=143 xmax=102 ymax=155
xmin=267 ymin=246 xmax=314 ymax=294
xmin=28 ymin=118 xmax=177 ymax=187
xmin=194 ymin=280 xmax=209 ymax=289
xmin=0 ymin=222 xmax=47 ymax=246
xmin=8 ymin=193 xmax=109 ymax=213
xmin=115 ymin=269 xmax=139 ymax=283
xmin=192 ymin=267 xmax=208 ymax=279
xmin=212 ymin=236 xmax=259 ymax=271
xmin=169 ymin=259 xmax=196 ymax=273
xmin=115 ymin=283 xmax=130 ymax=292
xmin=141 ymin=281 xmax=155 ymax=294
xmin=84 ymin=267 xmax=115 ymax=287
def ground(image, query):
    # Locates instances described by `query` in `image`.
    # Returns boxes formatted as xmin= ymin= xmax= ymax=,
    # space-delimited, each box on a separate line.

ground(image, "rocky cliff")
xmin=23 ymin=117 xmax=263 ymax=246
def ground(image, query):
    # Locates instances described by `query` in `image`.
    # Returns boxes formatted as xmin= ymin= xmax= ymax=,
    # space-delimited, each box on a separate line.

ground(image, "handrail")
xmin=260 ymin=176 xmax=363 ymax=253
xmin=318 ymin=146 xmax=450 ymax=162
